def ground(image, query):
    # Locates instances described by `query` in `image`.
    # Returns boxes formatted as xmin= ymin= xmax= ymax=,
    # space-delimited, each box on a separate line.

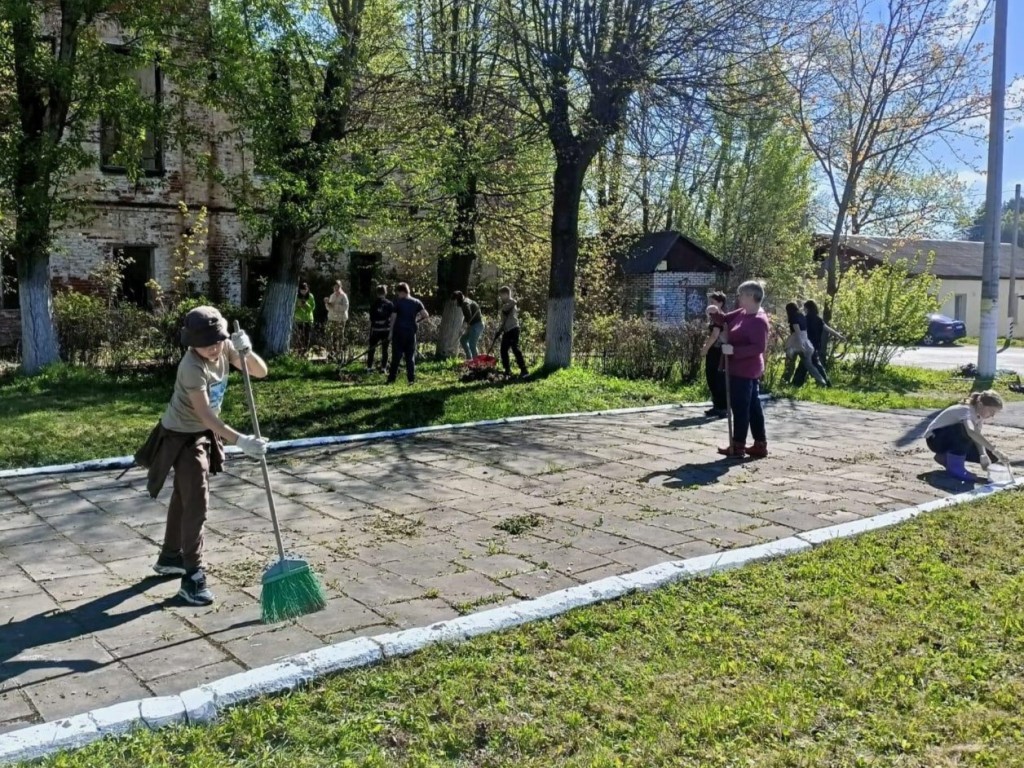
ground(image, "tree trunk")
xmin=259 ymin=227 xmax=306 ymax=356
xmin=16 ymin=241 xmax=60 ymax=374
xmin=544 ymin=160 xmax=585 ymax=371
xmin=13 ymin=167 xmax=60 ymax=374
xmin=435 ymin=178 xmax=478 ymax=358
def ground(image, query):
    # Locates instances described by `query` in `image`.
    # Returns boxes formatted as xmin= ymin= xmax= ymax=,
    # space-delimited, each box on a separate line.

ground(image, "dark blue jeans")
xmin=730 ymin=376 xmax=766 ymax=445
xmin=388 ymin=329 xmax=417 ymax=383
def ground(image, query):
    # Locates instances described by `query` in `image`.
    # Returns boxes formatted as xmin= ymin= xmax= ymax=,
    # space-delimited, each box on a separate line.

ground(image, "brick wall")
xmin=623 ymin=272 xmax=717 ymax=325
xmin=0 ymin=310 xmax=19 ymax=351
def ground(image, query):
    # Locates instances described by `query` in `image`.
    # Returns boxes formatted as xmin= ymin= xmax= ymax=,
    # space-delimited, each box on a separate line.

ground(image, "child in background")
xmin=701 ymin=291 xmax=728 ymax=418
xmin=367 ymin=284 xmax=394 ymax=372
xmin=294 ymin=282 xmax=315 ymax=356
xmin=924 ymin=390 xmax=1009 ymax=481
xmin=134 ymin=306 xmax=270 ymax=606
xmin=494 ymin=286 xmax=528 ymax=379
xmin=324 ymin=280 xmax=350 ymax=361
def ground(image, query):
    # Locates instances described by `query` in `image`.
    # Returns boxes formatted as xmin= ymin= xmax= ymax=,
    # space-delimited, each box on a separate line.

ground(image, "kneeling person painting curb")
xmin=924 ymin=390 xmax=1009 ymax=482
xmin=134 ymin=306 xmax=271 ymax=606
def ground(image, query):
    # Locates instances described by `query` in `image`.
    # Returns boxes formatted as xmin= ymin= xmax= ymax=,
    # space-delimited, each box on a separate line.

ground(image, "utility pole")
xmin=978 ymin=0 xmax=1008 ymax=379
xmin=1010 ymin=184 xmax=1021 ymax=334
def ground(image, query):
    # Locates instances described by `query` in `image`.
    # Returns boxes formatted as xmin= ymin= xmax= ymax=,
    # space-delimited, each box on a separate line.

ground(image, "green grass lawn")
xmin=0 ymin=360 xmax=703 ymax=470
xmin=33 ymin=491 xmax=1024 ymax=768
xmin=959 ymin=336 xmax=1024 ymax=349
xmin=776 ymin=363 xmax=1024 ymax=412
xmin=2 ymin=357 xmax=1022 ymax=470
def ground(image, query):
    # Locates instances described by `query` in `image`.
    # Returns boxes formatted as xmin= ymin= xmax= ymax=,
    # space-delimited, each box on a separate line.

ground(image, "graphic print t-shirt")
xmin=161 ymin=342 xmax=241 ymax=433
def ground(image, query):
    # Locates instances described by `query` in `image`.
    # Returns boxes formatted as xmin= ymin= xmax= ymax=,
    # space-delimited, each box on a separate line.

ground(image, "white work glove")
xmin=236 ymin=434 xmax=268 ymax=458
xmin=980 ymin=453 xmax=991 ymax=470
xmin=721 ymin=344 xmax=734 ymax=355
xmin=230 ymin=330 xmax=252 ymax=355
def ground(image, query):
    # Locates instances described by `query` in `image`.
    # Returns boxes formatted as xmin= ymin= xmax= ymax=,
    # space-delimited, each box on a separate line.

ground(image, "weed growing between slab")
xmin=34 ymin=491 xmax=1024 ymax=768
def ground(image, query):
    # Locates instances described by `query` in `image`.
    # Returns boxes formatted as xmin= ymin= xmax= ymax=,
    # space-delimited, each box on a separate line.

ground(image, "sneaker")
xmin=153 ymin=551 xmax=187 ymax=577
xmin=178 ymin=569 xmax=214 ymax=606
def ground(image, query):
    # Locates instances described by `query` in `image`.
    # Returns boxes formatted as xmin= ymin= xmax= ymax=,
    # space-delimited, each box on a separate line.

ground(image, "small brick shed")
xmin=614 ymin=231 xmax=731 ymax=325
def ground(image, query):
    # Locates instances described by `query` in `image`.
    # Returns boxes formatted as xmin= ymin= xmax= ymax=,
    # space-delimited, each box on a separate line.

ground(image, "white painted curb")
xmin=0 ymin=397 xmax=769 ymax=480
xmin=3 ymin=473 xmax=1014 ymax=765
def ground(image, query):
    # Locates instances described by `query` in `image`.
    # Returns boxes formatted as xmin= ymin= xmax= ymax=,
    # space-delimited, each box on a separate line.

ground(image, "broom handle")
xmin=722 ymin=326 xmax=733 ymax=445
xmin=235 ymin=322 xmax=286 ymax=563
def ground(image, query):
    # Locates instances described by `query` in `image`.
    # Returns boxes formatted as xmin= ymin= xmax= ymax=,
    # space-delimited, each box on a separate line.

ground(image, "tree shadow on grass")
xmin=257 ymin=377 xmax=526 ymax=441
xmin=640 ymin=460 xmax=734 ymax=490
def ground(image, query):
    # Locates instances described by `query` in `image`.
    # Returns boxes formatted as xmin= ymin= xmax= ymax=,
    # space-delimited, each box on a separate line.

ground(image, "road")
xmin=891 ymin=344 xmax=1024 ymax=372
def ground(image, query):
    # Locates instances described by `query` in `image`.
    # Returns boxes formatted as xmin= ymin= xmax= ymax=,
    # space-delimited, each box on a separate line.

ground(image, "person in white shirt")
xmin=924 ymin=390 xmax=1008 ymax=481
xmin=324 ymin=281 xmax=350 ymax=362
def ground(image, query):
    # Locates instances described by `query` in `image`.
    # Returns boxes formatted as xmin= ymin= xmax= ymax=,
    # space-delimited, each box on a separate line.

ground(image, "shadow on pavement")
xmin=0 ymin=578 xmax=170 ymax=680
xmin=895 ymin=410 xmax=943 ymax=448
xmin=916 ymin=469 xmax=978 ymax=493
xmin=0 ymin=577 xmax=265 ymax=686
xmin=640 ymin=460 xmax=733 ymax=489
xmin=660 ymin=415 xmax=721 ymax=430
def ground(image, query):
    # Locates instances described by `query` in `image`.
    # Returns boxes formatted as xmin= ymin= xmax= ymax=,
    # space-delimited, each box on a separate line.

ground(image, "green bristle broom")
xmin=235 ymin=322 xmax=327 ymax=623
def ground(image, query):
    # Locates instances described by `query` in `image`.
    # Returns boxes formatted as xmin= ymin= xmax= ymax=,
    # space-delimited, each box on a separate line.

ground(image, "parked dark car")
xmin=922 ymin=314 xmax=966 ymax=345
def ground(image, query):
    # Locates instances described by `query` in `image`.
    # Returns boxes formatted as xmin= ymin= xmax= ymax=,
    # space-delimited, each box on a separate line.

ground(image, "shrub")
xmin=596 ymin=317 xmax=706 ymax=383
xmin=107 ymin=304 xmax=161 ymax=373
xmin=54 ymin=292 xmax=107 ymax=365
xmin=830 ymin=257 xmax=940 ymax=378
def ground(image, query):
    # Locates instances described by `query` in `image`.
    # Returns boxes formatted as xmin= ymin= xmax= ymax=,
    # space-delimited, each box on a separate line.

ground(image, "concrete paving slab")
xmin=2 ymin=400 xmax=1022 ymax=732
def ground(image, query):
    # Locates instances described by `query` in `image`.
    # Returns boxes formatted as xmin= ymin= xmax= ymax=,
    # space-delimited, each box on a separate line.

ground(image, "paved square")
xmin=1 ymin=401 xmax=1022 ymax=730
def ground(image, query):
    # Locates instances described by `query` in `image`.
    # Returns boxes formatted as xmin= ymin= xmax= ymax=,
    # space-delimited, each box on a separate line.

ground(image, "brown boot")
xmin=746 ymin=441 xmax=768 ymax=459
xmin=717 ymin=441 xmax=747 ymax=458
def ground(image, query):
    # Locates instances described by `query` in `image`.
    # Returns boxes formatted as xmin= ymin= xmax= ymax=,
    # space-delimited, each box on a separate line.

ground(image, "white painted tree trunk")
xmin=19 ymin=261 xmax=60 ymax=374
xmin=543 ymin=295 xmax=574 ymax=370
xmin=436 ymin=299 xmax=464 ymax=358
xmin=260 ymin=279 xmax=297 ymax=356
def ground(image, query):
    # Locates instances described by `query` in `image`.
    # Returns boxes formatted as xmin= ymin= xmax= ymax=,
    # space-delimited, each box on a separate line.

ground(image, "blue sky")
xmin=933 ymin=0 xmax=1024 ymax=216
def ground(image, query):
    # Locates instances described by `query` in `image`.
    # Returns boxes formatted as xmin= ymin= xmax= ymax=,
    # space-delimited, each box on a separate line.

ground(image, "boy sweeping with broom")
xmin=135 ymin=306 xmax=271 ymax=606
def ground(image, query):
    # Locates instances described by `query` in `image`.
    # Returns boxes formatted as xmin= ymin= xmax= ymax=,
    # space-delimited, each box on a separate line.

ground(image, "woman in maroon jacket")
xmin=708 ymin=280 xmax=771 ymax=459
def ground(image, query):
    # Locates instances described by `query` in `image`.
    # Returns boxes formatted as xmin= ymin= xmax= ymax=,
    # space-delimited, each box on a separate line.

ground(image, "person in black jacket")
xmin=366 ymin=285 xmax=393 ymax=372
xmin=701 ymin=291 xmax=728 ymax=418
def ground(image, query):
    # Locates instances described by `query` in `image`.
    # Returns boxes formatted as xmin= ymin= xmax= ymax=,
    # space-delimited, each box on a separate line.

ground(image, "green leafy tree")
xmin=206 ymin=0 xmax=403 ymax=355
xmin=499 ymin=0 xmax=807 ymax=369
xmin=404 ymin=0 xmax=547 ymax=357
xmin=785 ymin=0 xmax=994 ymax=323
xmin=0 ymin=1 xmax=187 ymax=373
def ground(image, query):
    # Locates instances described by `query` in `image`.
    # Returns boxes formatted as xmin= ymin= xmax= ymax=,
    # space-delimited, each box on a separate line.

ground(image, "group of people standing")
xmin=699 ymin=285 xmax=848 ymax=459
xmin=782 ymin=300 xmax=843 ymax=388
xmin=294 ymin=280 xmax=529 ymax=384
xmin=702 ymin=293 xmax=844 ymax=424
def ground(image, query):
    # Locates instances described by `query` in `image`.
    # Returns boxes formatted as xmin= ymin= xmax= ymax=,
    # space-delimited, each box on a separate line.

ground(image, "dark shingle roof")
xmin=614 ymin=231 xmax=731 ymax=275
xmin=817 ymin=235 xmax=1021 ymax=280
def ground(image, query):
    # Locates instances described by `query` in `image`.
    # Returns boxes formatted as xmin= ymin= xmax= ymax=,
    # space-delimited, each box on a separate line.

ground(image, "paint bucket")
xmin=987 ymin=463 xmax=1013 ymax=486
